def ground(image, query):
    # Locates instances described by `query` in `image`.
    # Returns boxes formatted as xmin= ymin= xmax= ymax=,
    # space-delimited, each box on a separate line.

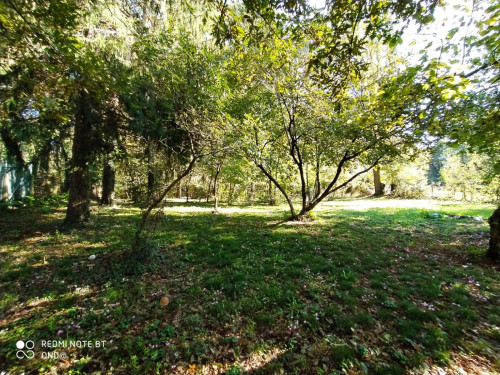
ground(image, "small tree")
xmin=224 ymin=37 xmax=428 ymax=220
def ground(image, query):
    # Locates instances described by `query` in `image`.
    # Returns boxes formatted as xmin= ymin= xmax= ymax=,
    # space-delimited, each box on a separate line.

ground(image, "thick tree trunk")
xmin=63 ymin=90 xmax=93 ymax=226
xmin=147 ymin=172 xmax=154 ymax=198
xmin=62 ymin=169 xmax=71 ymax=193
xmin=100 ymin=158 xmax=115 ymax=206
xmin=373 ymin=167 xmax=384 ymax=196
xmin=487 ymin=207 xmax=500 ymax=260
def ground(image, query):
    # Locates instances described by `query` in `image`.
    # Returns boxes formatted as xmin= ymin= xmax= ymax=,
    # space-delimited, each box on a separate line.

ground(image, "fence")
xmin=0 ymin=160 xmax=32 ymax=201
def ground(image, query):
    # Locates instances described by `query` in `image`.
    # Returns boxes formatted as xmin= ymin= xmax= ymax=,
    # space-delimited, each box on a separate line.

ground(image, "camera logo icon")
xmin=16 ymin=340 xmax=35 ymax=359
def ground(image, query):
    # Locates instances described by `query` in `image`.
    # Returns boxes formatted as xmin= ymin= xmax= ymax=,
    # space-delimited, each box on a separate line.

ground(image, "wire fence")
xmin=0 ymin=160 xmax=32 ymax=201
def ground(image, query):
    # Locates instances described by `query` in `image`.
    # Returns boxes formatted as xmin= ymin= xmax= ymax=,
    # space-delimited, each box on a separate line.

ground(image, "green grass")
xmin=0 ymin=198 xmax=499 ymax=374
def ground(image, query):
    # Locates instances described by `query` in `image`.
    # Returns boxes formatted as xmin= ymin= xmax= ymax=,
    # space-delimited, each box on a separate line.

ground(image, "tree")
xmin=224 ymin=32 xmax=430 ymax=219
xmin=440 ymin=150 xmax=488 ymax=201
xmin=0 ymin=0 xmax=79 ymax=200
xmin=0 ymin=0 xmax=131 ymax=224
xmin=127 ymin=29 xmax=222 ymax=243
xmin=420 ymin=0 xmax=500 ymax=259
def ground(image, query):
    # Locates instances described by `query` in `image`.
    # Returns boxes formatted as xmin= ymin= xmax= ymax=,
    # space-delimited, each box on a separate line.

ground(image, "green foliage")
xmin=441 ymin=148 xmax=498 ymax=201
xmin=383 ymin=152 xmax=431 ymax=198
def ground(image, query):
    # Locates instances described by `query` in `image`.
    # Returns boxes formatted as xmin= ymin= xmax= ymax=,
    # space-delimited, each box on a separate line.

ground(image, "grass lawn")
xmin=1 ymin=198 xmax=499 ymax=374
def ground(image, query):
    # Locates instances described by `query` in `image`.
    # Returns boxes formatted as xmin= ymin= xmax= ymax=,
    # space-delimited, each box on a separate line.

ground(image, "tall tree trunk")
xmin=314 ymin=146 xmax=321 ymax=199
xmin=177 ymin=183 xmax=182 ymax=199
xmin=487 ymin=207 xmax=500 ymax=260
xmin=213 ymin=162 xmax=222 ymax=196
xmin=55 ymin=142 xmax=70 ymax=193
xmin=63 ymin=90 xmax=94 ymax=226
xmin=305 ymin=164 xmax=311 ymax=204
xmin=206 ymin=176 xmax=212 ymax=202
xmin=100 ymin=158 xmax=115 ymax=206
xmin=268 ymin=179 xmax=276 ymax=205
xmin=212 ymin=162 xmax=222 ymax=211
xmin=37 ymin=141 xmax=52 ymax=197
xmin=146 ymin=143 xmax=155 ymax=200
xmin=228 ymin=182 xmax=234 ymax=205
xmin=248 ymin=181 xmax=255 ymax=203
xmin=148 ymin=171 xmax=155 ymax=199
xmin=373 ymin=167 xmax=384 ymax=196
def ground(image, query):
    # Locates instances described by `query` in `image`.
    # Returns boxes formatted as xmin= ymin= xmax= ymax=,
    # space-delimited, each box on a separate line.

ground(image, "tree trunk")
xmin=100 ymin=158 xmax=115 ymax=206
xmin=298 ymin=157 xmax=382 ymax=219
xmin=314 ymin=148 xmax=321 ymax=199
xmin=256 ymin=163 xmax=297 ymax=220
xmin=1 ymin=164 xmax=9 ymax=202
xmin=305 ymin=164 xmax=311 ymax=204
xmin=177 ymin=183 xmax=182 ymax=199
xmin=37 ymin=142 xmax=51 ymax=196
xmin=214 ymin=195 xmax=219 ymax=212
xmin=268 ymin=179 xmax=276 ymax=205
xmin=212 ymin=162 xmax=221 ymax=210
xmin=63 ymin=90 xmax=94 ymax=226
xmin=146 ymin=144 xmax=155 ymax=200
xmin=134 ymin=156 xmax=197 ymax=245
xmin=147 ymin=171 xmax=155 ymax=200
xmin=487 ymin=207 xmax=500 ymax=260
xmin=248 ymin=181 xmax=255 ymax=203
xmin=58 ymin=143 xmax=71 ymax=193
xmin=206 ymin=177 xmax=212 ymax=202
xmin=228 ymin=182 xmax=234 ymax=205
xmin=373 ymin=167 xmax=384 ymax=196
